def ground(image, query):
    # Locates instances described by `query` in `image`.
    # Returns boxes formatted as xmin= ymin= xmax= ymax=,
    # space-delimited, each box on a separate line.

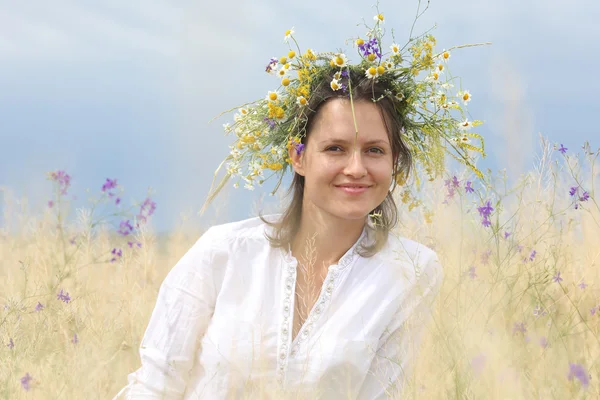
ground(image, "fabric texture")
xmin=114 ymin=214 xmax=443 ymax=399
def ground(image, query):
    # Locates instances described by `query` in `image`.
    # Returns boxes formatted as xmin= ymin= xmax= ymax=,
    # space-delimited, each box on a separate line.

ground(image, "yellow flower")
xmin=282 ymin=78 xmax=291 ymax=87
xmin=423 ymin=210 xmax=433 ymax=224
xmin=376 ymin=65 xmax=385 ymax=75
xmin=303 ymin=48 xmax=316 ymax=61
xmin=284 ymin=27 xmax=295 ymax=42
xmin=374 ymin=14 xmax=384 ymax=23
xmin=437 ymin=64 xmax=444 ymax=72
xmin=367 ymin=53 xmax=377 ymax=62
xmin=279 ymin=57 xmax=287 ymax=64
xmin=333 ymin=71 xmax=342 ymax=80
xmin=288 ymin=51 xmax=296 ymax=59
xmin=390 ymin=43 xmax=400 ymax=53
xmin=330 ymin=78 xmax=342 ymax=91
xmin=284 ymin=63 xmax=291 ymax=70
xmin=356 ymin=38 xmax=365 ymax=46
xmin=296 ymin=96 xmax=307 ymax=106
xmin=441 ymin=49 xmax=451 ymax=62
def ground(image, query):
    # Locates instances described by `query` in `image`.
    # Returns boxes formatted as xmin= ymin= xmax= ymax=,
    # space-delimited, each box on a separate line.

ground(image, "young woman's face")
xmin=290 ymin=98 xmax=395 ymax=222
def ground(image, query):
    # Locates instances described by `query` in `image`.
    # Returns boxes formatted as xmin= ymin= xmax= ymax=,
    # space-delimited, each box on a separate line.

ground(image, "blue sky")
xmin=1 ymin=0 xmax=598 ymax=233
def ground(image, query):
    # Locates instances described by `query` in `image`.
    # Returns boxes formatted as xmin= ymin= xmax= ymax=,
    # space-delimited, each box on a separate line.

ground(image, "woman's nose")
xmin=343 ymin=149 xmax=367 ymax=177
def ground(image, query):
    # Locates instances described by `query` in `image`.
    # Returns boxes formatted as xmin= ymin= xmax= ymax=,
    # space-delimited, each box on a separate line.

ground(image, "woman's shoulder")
xmin=200 ymin=213 xmax=280 ymax=243
xmin=380 ymin=232 xmax=442 ymax=276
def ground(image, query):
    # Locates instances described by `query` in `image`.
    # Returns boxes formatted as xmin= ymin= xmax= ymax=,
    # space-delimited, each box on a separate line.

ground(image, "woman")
xmin=116 ymin=10 xmax=484 ymax=399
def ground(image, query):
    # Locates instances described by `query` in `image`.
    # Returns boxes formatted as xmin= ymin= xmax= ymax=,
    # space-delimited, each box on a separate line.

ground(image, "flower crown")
xmin=200 ymin=7 xmax=487 ymax=214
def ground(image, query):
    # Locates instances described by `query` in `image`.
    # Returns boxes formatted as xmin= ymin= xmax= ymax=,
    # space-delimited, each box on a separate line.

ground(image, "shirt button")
xmin=280 ymin=352 xmax=286 ymax=360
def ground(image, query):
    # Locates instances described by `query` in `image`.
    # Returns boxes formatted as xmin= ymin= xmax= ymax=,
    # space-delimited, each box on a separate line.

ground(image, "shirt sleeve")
xmin=357 ymin=252 xmax=443 ymax=400
xmin=113 ymin=227 xmax=222 ymax=399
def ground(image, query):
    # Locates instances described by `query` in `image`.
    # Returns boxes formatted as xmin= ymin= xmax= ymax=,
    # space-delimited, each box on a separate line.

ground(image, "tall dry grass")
xmin=1 ymin=136 xmax=598 ymax=398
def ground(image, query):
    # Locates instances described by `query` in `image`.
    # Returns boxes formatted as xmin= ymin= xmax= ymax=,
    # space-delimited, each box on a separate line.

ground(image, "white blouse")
xmin=115 ymin=214 xmax=443 ymax=399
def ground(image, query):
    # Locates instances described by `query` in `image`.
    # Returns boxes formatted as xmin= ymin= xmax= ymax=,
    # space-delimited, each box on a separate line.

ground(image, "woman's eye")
xmin=370 ymin=147 xmax=384 ymax=154
xmin=326 ymin=146 xmax=384 ymax=154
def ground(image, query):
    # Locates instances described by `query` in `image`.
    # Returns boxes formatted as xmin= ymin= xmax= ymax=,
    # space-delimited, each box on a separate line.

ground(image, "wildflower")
xmin=374 ymin=14 xmax=384 ymax=23
xmin=20 ymin=373 xmax=32 ymax=391
xmin=440 ymin=49 xmax=451 ymax=62
xmin=48 ymin=200 xmax=54 ymax=208
xmin=101 ymin=178 xmax=118 ymax=193
xmin=365 ymin=67 xmax=379 ymax=79
xmin=558 ymin=144 xmax=568 ymax=154
xmin=458 ymin=90 xmax=472 ymax=105
xmin=266 ymin=91 xmax=279 ymax=102
xmin=296 ymin=96 xmax=307 ymax=107
xmin=480 ymin=249 xmax=492 ymax=265
xmin=7 ymin=338 xmax=14 ymax=349
xmin=458 ymin=119 xmax=472 ymax=130
xmin=331 ymin=53 xmax=348 ymax=68
xmin=533 ymin=304 xmax=547 ymax=317
xmin=47 ymin=170 xmax=71 ymax=195
xmin=244 ymin=183 xmax=255 ymax=191
xmin=390 ymin=43 xmax=400 ymax=53
xmin=110 ymin=248 xmax=123 ymax=263
xmin=539 ymin=336 xmax=548 ymax=349
xmin=284 ymin=27 xmax=295 ymax=42
xmin=72 ymin=333 xmax=78 ymax=344
xmin=465 ymin=181 xmax=474 ymax=193
xmin=569 ymin=186 xmax=578 ymax=197
xmin=591 ymin=306 xmax=597 ymax=316
xmin=330 ymin=78 xmax=342 ymax=91
xmin=265 ymin=57 xmax=278 ymax=73
xmin=513 ymin=322 xmax=526 ymax=334
xmin=477 ymin=200 xmax=494 ymax=227
xmin=568 ymin=363 xmax=590 ymax=389
xmin=358 ymin=38 xmax=382 ymax=60
xmin=294 ymin=143 xmax=305 ymax=156
xmin=127 ymin=241 xmax=142 ymax=248
xmin=504 ymin=231 xmax=511 ymax=239
xmin=468 ymin=266 xmax=477 ymax=279
xmin=137 ymin=197 xmax=157 ymax=226
xmin=57 ymin=289 xmax=71 ymax=304
xmin=117 ymin=220 xmax=134 ymax=236
xmin=552 ymin=271 xmax=563 ymax=283
xmin=264 ymin=117 xmax=276 ymax=129
xmin=580 ymin=192 xmax=590 ymax=202
xmin=529 ymin=250 xmax=537 ymax=262
xmin=35 ymin=302 xmax=44 ymax=311
xmin=578 ymin=280 xmax=588 ymax=289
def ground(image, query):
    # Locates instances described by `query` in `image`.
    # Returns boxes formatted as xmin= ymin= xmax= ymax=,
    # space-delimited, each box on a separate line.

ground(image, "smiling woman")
xmin=114 ymin=4 xmax=486 ymax=399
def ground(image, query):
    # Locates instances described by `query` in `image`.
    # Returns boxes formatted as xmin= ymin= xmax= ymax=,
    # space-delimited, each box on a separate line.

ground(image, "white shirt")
xmin=115 ymin=214 xmax=443 ymax=399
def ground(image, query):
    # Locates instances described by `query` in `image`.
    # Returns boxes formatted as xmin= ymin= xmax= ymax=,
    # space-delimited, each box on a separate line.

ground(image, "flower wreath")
xmin=200 ymin=5 xmax=488 ymax=215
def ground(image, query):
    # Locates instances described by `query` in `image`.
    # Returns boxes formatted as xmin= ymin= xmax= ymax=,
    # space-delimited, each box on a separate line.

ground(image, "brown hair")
xmin=259 ymin=68 xmax=413 ymax=258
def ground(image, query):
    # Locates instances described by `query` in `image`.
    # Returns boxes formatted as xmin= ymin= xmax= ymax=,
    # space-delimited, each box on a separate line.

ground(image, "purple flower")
xmin=263 ymin=117 xmax=276 ymax=129
xmin=539 ymin=336 xmax=548 ymax=348
xmin=480 ymin=249 xmax=492 ymax=265
xmin=72 ymin=333 xmax=78 ymax=344
xmin=569 ymin=186 xmax=578 ymax=197
xmin=57 ymin=289 xmax=71 ymax=303
xmin=294 ymin=143 xmax=305 ymax=156
xmin=590 ymin=306 xmax=597 ymax=316
xmin=117 ymin=220 xmax=134 ymax=236
xmin=533 ymin=305 xmax=546 ymax=317
xmin=504 ymin=231 xmax=511 ymax=239
xmin=110 ymin=248 xmax=123 ymax=263
xmin=568 ymin=363 xmax=589 ymax=389
xmin=468 ymin=266 xmax=477 ymax=279
xmin=115 ymin=197 xmax=121 ymax=205
xmin=136 ymin=197 xmax=157 ymax=226
xmin=35 ymin=302 xmax=44 ymax=311
xmin=20 ymin=373 xmax=32 ymax=391
xmin=558 ymin=144 xmax=568 ymax=154
xmin=48 ymin=170 xmax=72 ymax=195
xmin=465 ymin=181 xmax=474 ymax=193
xmin=477 ymin=201 xmax=494 ymax=227
xmin=101 ymin=178 xmax=118 ymax=193
xmin=580 ymin=192 xmax=589 ymax=202
xmin=553 ymin=271 xmax=563 ymax=283
xmin=48 ymin=200 xmax=54 ymax=208
xmin=340 ymin=69 xmax=349 ymax=78
xmin=481 ymin=217 xmax=492 ymax=227
xmin=7 ymin=338 xmax=14 ymax=349
xmin=513 ymin=322 xmax=526 ymax=334
xmin=265 ymin=57 xmax=278 ymax=73
xmin=578 ymin=280 xmax=588 ymax=289
xmin=529 ymin=250 xmax=537 ymax=262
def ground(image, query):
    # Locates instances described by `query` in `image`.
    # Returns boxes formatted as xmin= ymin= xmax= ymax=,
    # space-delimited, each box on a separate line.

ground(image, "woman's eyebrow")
xmin=319 ymin=138 xmax=389 ymax=145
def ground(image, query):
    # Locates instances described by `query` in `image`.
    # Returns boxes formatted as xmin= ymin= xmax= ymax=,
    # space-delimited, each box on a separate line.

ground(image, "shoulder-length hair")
xmin=259 ymin=68 xmax=413 ymax=258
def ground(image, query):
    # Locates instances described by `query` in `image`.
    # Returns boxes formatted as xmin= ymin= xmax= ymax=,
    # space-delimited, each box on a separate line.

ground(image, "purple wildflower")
xmin=110 ymin=248 xmax=123 ymax=263
xmin=265 ymin=57 xmax=278 ymax=73
xmin=480 ymin=249 xmax=492 ymax=265
xmin=48 ymin=200 xmax=54 ymax=208
xmin=72 ymin=333 xmax=78 ymax=344
xmin=504 ymin=231 xmax=511 ymax=239
xmin=136 ymin=197 xmax=157 ymax=226
xmin=48 ymin=170 xmax=72 ymax=195
xmin=477 ymin=201 xmax=494 ymax=227
xmin=20 ymin=373 xmax=32 ymax=391
xmin=533 ymin=305 xmax=547 ymax=318
xmin=117 ymin=220 xmax=134 ymax=236
xmin=295 ymin=143 xmax=305 ymax=156
xmin=115 ymin=197 xmax=121 ymax=205
xmin=465 ymin=181 xmax=474 ymax=193
xmin=57 ymin=289 xmax=71 ymax=304
xmin=263 ymin=117 xmax=276 ymax=129
xmin=35 ymin=302 xmax=44 ymax=311
xmin=590 ymin=306 xmax=597 ymax=316
xmin=569 ymin=186 xmax=578 ymax=197
xmin=101 ymin=178 xmax=118 ymax=193
xmin=358 ymin=38 xmax=382 ymax=59
xmin=539 ymin=336 xmax=548 ymax=349
xmin=568 ymin=363 xmax=589 ymax=388
xmin=558 ymin=144 xmax=568 ymax=154
xmin=580 ymin=192 xmax=589 ymax=202
xmin=513 ymin=322 xmax=527 ymax=335
xmin=468 ymin=266 xmax=477 ymax=279
xmin=578 ymin=280 xmax=588 ymax=289
xmin=553 ymin=272 xmax=563 ymax=283
xmin=529 ymin=250 xmax=537 ymax=262
xmin=7 ymin=338 xmax=14 ymax=349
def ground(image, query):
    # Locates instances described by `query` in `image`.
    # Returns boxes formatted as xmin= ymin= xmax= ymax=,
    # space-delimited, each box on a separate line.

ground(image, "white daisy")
xmin=390 ymin=43 xmax=400 ymax=53
xmin=223 ymin=123 xmax=231 ymax=132
xmin=330 ymin=78 xmax=342 ymax=91
xmin=440 ymin=49 xmax=451 ymax=63
xmin=233 ymin=182 xmax=239 ymax=189
xmin=277 ymin=68 xmax=288 ymax=78
xmin=244 ymin=183 xmax=255 ymax=191
xmin=373 ymin=14 xmax=385 ymax=23
xmin=365 ymin=66 xmax=379 ymax=79
xmin=458 ymin=119 xmax=472 ymax=130
xmin=266 ymin=91 xmax=279 ymax=102
xmin=458 ymin=90 xmax=472 ymax=105
xmin=296 ymin=96 xmax=308 ymax=106
xmin=284 ymin=27 xmax=295 ymax=42
xmin=459 ymin=135 xmax=471 ymax=144
xmin=331 ymin=53 xmax=348 ymax=68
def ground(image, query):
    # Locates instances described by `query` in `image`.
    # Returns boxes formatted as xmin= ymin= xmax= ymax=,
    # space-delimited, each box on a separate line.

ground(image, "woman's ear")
xmin=288 ymin=144 xmax=306 ymax=177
